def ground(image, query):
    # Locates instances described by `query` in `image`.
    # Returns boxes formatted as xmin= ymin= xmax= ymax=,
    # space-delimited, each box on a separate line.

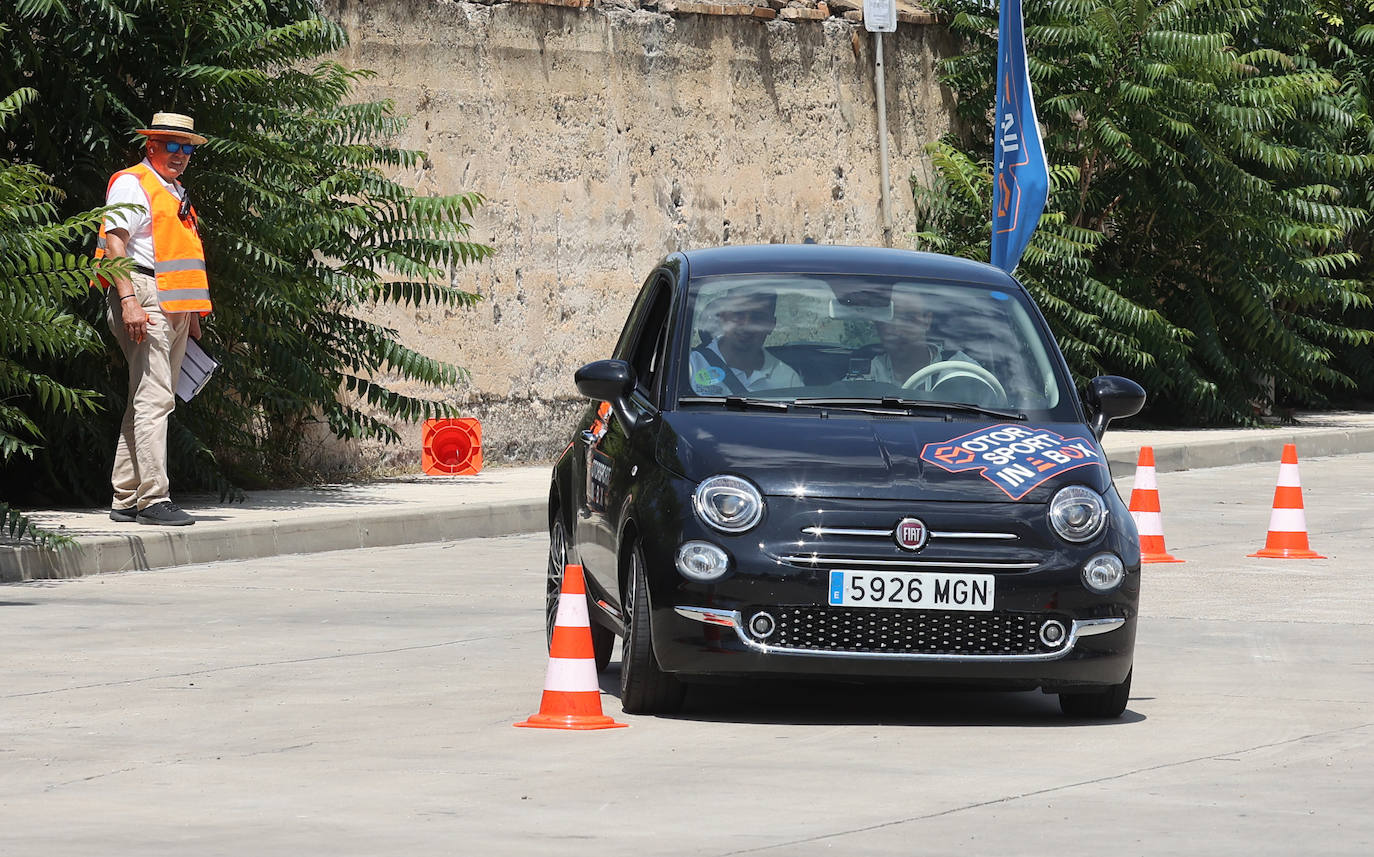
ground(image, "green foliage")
xmin=1305 ymin=0 xmax=1374 ymax=396
xmin=918 ymin=0 xmax=1374 ymax=423
xmin=0 ymin=0 xmax=491 ymax=506
xmin=0 ymin=85 xmax=106 ymax=547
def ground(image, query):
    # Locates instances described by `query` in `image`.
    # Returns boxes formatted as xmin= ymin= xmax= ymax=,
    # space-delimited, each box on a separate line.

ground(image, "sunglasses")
xmin=163 ymin=141 xmax=197 ymax=155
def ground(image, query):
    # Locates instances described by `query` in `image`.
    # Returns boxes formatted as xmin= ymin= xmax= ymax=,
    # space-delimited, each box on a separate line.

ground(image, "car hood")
xmin=656 ymin=410 xmax=1112 ymax=503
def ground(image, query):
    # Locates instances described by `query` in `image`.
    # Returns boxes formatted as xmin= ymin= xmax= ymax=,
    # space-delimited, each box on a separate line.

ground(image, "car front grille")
xmin=760 ymin=607 xmax=1062 ymax=656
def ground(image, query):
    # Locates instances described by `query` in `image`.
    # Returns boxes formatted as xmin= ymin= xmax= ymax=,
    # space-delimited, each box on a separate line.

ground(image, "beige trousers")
xmin=107 ymin=271 xmax=192 ymax=510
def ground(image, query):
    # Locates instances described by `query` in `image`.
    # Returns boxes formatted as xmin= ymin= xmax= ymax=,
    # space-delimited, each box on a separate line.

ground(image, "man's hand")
xmin=122 ymin=296 xmax=155 ymax=344
xmin=189 ymin=314 xmax=202 ymax=341
xmin=104 ymin=228 xmax=156 ymax=344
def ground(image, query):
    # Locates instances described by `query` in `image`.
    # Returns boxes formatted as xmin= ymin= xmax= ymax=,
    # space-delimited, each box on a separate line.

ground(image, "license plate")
xmin=827 ymin=570 xmax=995 ymax=611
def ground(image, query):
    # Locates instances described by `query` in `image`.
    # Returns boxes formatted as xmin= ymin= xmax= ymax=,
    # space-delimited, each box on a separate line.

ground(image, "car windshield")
xmin=675 ymin=273 xmax=1075 ymax=419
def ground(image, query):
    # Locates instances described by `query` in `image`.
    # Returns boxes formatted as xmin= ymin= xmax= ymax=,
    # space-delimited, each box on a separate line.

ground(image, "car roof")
xmin=678 ymin=244 xmax=1021 ymax=288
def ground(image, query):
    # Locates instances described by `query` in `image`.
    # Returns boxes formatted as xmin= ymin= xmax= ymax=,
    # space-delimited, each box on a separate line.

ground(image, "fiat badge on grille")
xmin=894 ymin=517 xmax=928 ymax=551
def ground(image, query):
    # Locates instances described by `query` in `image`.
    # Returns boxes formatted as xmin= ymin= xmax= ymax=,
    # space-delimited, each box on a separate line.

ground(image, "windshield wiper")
xmin=792 ymin=397 xmax=1027 ymax=421
xmin=678 ymin=395 xmax=791 ymax=411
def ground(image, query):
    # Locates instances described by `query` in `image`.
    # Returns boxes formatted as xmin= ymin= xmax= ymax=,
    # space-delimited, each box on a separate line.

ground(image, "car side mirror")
xmin=575 ymin=359 xmax=635 ymax=402
xmin=1084 ymin=375 xmax=1146 ymax=438
xmin=574 ymin=359 xmax=648 ymax=433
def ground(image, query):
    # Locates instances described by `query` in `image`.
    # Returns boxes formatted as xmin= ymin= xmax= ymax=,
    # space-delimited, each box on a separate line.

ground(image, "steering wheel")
xmin=902 ymin=360 xmax=1007 ymax=400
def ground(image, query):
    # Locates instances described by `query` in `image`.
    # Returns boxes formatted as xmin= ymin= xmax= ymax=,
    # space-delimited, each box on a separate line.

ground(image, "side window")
xmin=612 ymin=273 xmax=662 ymax=361
xmin=629 ymin=281 xmax=673 ymax=406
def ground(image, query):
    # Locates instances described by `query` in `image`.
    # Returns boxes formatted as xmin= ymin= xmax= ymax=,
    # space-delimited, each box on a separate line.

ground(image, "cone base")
xmin=514 ymin=712 xmax=628 ymax=730
xmin=1248 ymin=547 xmax=1326 ymax=559
xmin=1141 ymin=552 xmax=1184 ymax=563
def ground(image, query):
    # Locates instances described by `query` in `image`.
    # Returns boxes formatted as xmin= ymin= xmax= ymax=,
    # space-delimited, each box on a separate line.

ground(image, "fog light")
xmin=675 ymin=541 xmax=731 ymax=582
xmin=1082 ymin=552 xmax=1126 ymax=593
xmin=748 ymin=611 xmax=776 ymax=639
xmin=1040 ymin=619 xmax=1067 ymax=648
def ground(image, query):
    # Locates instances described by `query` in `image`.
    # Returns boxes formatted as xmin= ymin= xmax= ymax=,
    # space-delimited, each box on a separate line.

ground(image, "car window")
xmin=612 ymin=271 xmax=665 ymax=362
xmin=629 ymin=281 xmax=672 ymax=406
xmin=676 ymin=273 xmax=1074 ymax=419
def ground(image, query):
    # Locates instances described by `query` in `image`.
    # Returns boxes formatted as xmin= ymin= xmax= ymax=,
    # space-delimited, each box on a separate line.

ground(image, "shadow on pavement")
xmin=599 ymin=662 xmax=1145 ymax=727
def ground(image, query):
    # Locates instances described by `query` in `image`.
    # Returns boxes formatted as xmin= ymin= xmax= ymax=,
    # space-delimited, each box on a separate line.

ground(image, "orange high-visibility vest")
xmin=94 ymin=164 xmax=212 ymax=314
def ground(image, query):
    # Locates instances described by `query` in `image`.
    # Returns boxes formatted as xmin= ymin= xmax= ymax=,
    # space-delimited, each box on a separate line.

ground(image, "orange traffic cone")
xmin=1249 ymin=444 xmax=1326 ymax=559
xmin=1128 ymin=446 xmax=1183 ymax=563
xmin=421 ymin=418 xmax=482 ymax=475
xmin=515 ymin=564 xmax=627 ymax=730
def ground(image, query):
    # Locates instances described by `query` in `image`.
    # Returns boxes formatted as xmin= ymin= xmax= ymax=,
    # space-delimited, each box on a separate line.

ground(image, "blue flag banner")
xmin=991 ymin=0 xmax=1048 ymax=274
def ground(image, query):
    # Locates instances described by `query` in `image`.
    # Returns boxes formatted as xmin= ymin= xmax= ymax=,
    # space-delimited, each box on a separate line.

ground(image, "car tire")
xmin=546 ymin=517 xmax=569 ymax=649
xmin=1059 ymin=669 xmax=1132 ymax=719
xmin=619 ymin=543 xmax=686 ymax=715
xmin=547 ymin=514 xmax=615 ymax=672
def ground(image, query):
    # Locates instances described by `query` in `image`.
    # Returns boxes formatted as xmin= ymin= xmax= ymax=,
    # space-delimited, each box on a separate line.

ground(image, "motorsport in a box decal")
xmin=920 ymin=424 xmax=1106 ymax=500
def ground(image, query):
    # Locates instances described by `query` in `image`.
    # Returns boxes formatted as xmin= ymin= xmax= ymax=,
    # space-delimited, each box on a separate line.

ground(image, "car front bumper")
xmin=639 ymin=487 xmax=1140 ymax=691
xmin=662 ymin=603 xmax=1134 ymax=689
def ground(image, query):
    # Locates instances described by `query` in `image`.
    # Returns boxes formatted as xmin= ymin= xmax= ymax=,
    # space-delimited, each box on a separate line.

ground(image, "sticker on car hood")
xmin=920 ymin=424 xmax=1104 ymax=500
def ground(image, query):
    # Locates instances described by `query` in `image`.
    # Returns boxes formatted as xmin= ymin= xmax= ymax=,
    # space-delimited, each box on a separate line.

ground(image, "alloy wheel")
xmin=546 ymin=518 xmax=567 ymax=649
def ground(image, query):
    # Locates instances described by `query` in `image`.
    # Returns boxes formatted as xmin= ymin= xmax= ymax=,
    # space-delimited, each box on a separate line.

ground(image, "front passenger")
xmin=689 ymin=290 xmax=802 ymax=395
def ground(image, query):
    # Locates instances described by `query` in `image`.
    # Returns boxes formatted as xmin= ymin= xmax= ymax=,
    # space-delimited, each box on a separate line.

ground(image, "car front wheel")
xmin=1059 ymin=669 xmax=1132 ymax=719
xmin=619 ymin=543 xmax=686 ymax=714
xmin=546 ymin=517 xmax=568 ymax=648
xmin=546 ymin=514 xmax=614 ymax=672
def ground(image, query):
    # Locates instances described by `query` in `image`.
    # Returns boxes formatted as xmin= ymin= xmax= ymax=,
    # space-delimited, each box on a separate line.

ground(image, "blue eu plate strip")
xmin=828 ymin=570 xmax=843 ymax=605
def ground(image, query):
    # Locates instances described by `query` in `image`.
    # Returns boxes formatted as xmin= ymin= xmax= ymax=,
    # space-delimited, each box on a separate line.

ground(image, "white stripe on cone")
xmin=554 ymin=592 xmax=591 ymax=628
xmin=1276 ymin=463 xmax=1302 ymax=487
xmin=543 ymin=656 xmax=601 ymax=692
xmin=1267 ymin=507 xmax=1308 ymax=533
xmin=1131 ymin=510 xmax=1164 ymax=535
xmin=1133 ymin=467 xmax=1158 ymax=491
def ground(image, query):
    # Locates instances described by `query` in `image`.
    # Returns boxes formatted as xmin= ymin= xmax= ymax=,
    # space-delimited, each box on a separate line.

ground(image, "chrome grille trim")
xmin=675 ymin=607 xmax=1124 ymax=662
xmin=675 ymin=606 xmax=736 ymax=627
xmin=801 ymin=526 xmax=1017 ymax=541
xmin=1075 ymin=618 xmax=1124 ymax=637
xmin=779 ymin=555 xmax=1039 ymax=571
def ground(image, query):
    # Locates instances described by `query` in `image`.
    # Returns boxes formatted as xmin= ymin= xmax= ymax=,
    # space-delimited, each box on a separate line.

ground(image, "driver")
xmin=689 ymin=288 xmax=803 ymax=395
xmin=869 ymin=286 xmax=979 ymax=390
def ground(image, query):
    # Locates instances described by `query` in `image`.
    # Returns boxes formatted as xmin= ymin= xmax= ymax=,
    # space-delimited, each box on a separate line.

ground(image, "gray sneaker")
xmin=136 ymin=501 xmax=195 ymax=526
xmin=110 ymin=506 xmax=139 ymax=523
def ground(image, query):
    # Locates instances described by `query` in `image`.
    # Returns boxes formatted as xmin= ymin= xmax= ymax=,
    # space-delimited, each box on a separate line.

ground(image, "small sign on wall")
xmin=864 ymin=0 xmax=898 ymax=32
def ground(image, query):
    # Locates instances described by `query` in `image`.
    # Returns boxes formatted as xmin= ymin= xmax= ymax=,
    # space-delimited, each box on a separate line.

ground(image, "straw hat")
xmin=135 ymin=112 xmax=207 ymax=145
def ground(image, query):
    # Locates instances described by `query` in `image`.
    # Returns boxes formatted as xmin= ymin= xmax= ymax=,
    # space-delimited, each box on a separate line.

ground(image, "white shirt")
xmin=871 ymin=344 xmax=976 ymax=389
xmin=103 ymin=159 xmax=186 ymax=270
xmin=688 ymin=341 xmax=803 ymax=394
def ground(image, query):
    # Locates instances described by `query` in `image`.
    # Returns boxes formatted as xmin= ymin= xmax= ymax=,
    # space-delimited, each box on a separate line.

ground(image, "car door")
xmin=575 ymin=270 xmax=676 ymax=612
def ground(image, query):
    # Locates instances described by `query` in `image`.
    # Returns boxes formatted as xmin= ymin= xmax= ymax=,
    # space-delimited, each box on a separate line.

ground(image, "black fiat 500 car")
xmin=548 ymin=245 xmax=1146 ymax=718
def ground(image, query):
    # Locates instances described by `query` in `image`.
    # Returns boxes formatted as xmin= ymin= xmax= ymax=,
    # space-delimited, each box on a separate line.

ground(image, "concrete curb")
xmin=1105 ymin=425 xmax=1374 ymax=476
xmin=4 ymin=420 xmax=1373 ymax=583
xmin=2 ymin=500 xmax=547 ymax=583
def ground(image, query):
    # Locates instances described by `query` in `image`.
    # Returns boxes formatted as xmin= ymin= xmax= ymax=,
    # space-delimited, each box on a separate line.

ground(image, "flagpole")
xmin=873 ymin=31 xmax=893 ymax=247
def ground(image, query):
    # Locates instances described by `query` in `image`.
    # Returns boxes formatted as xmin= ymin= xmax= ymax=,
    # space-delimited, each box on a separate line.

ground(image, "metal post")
xmin=873 ymin=31 xmax=893 ymax=247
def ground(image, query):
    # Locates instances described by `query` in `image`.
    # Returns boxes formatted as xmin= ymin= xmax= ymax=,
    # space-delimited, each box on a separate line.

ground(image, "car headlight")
xmin=1049 ymin=485 xmax=1107 ymax=543
xmin=693 ymin=475 xmax=765 ymax=533
xmin=676 ymin=541 xmax=731 ymax=582
xmin=1082 ymin=552 xmax=1126 ymax=592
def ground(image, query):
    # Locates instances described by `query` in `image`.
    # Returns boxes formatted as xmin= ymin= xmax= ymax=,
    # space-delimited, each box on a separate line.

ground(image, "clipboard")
xmin=177 ymin=338 xmax=220 ymax=402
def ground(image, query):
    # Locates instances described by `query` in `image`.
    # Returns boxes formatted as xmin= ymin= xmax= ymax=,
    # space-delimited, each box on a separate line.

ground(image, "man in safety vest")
xmin=94 ymin=112 xmax=212 ymax=526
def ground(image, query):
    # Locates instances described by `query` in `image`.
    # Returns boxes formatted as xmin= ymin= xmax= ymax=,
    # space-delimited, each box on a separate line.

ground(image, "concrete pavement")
xmin=4 ymin=410 xmax=1374 ymax=582
xmin=4 ymin=453 xmax=1374 ymax=857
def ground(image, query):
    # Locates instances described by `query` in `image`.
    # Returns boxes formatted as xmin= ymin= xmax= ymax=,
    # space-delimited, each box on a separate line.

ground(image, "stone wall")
xmin=317 ymin=0 xmax=954 ymax=472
